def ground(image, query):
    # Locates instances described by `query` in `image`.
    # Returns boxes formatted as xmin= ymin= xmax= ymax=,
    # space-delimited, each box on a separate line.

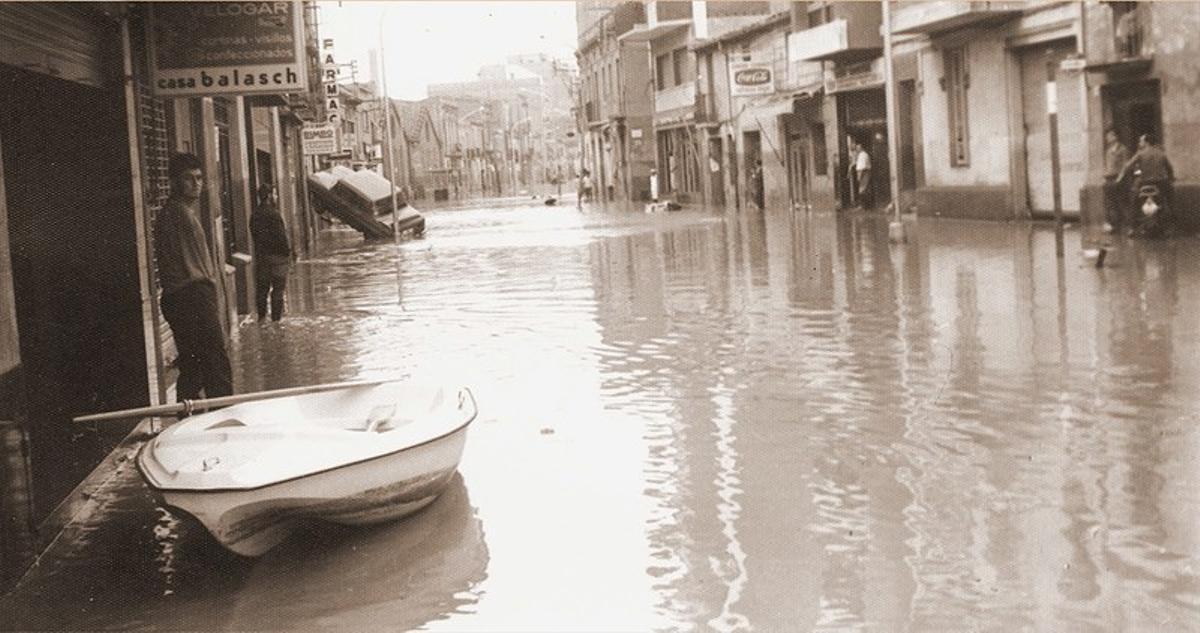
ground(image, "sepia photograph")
xmin=0 ymin=0 xmax=1197 ymax=630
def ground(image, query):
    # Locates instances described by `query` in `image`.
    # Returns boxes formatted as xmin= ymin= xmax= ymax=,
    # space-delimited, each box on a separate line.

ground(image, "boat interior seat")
xmin=362 ymin=404 xmax=399 ymax=433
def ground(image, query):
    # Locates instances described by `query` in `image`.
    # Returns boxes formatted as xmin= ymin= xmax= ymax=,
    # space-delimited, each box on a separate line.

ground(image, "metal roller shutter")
xmin=0 ymin=2 xmax=117 ymax=88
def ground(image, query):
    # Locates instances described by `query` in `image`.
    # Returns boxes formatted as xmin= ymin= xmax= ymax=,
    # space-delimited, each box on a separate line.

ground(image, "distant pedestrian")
xmin=748 ymin=159 xmax=764 ymax=210
xmin=251 ymin=183 xmax=292 ymax=322
xmin=851 ymin=138 xmax=873 ymax=209
xmin=579 ymin=169 xmax=593 ymax=204
xmin=154 ymin=153 xmax=233 ymax=402
xmin=1102 ymin=129 xmax=1131 ymax=234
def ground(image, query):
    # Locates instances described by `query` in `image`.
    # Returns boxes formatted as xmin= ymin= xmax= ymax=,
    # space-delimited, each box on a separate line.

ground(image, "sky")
xmin=317 ymin=1 xmax=578 ymax=100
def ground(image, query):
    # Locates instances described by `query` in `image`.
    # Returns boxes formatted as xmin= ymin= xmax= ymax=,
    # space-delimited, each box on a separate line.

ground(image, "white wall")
xmin=918 ymin=37 xmax=1012 ymax=188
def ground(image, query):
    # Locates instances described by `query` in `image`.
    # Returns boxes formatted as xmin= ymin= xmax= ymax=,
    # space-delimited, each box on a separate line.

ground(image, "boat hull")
xmin=148 ymin=424 xmax=467 ymax=556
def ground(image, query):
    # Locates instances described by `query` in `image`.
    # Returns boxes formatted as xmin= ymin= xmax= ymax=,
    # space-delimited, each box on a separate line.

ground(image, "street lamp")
xmin=378 ymin=9 xmax=400 ymax=244
xmin=882 ymin=0 xmax=906 ymax=244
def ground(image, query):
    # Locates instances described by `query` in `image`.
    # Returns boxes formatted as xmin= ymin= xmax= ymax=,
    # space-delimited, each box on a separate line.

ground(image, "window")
xmin=672 ymin=48 xmax=687 ymax=86
xmin=811 ymin=122 xmax=827 ymax=176
xmin=807 ymin=4 xmax=832 ymax=27
xmin=943 ymin=47 xmax=970 ymax=167
xmin=656 ymin=54 xmax=670 ymax=90
xmin=1111 ymin=2 xmax=1140 ymax=58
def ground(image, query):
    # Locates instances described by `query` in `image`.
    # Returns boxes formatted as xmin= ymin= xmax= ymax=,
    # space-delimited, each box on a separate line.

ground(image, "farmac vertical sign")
xmin=149 ymin=2 xmax=308 ymax=97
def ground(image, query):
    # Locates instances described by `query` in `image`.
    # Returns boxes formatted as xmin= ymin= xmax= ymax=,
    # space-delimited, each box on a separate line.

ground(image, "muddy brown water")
xmin=2 ymin=202 xmax=1197 ymax=631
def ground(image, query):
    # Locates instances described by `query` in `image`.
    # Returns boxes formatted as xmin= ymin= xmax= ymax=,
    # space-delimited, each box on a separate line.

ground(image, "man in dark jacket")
xmin=251 ymin=184 xmax=293 ymax=322
xmin=155 ymin=153 xmax=233 ymax=401
xmin=1118 ymin=134 xmax=1175 ymax=236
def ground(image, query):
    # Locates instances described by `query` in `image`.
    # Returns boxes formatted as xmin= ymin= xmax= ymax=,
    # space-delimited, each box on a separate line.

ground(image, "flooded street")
xmin=3 ymin=200 xmax=1199 ymax=631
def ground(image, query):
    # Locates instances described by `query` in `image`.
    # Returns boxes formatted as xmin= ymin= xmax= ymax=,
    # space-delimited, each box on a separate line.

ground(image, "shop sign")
xmin=730 ymin=61 xmax=774 ymax=97
xmin=826 ymin=59 xmax=884 ymax=94
xmin=149 ymin=2 xmax=308 ymax=97
xmin=1059 ymin=56 xmax=1086 ymax=72
xmin=323 ymin=39 xmax=342 ymax=125
xmin=301 ymin=124 xmax=337 ymax=155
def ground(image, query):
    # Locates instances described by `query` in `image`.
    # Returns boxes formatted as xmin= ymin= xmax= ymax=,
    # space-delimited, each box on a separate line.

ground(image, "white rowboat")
xmin=137 ymin=382 xmax=477 ymax=556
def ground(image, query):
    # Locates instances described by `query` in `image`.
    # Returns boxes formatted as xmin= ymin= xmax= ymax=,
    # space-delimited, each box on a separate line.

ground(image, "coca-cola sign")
xmin=735 ymin=68 xmax=771 ymax=85
xmin=729 ymin=62 xmax=774 ymax=96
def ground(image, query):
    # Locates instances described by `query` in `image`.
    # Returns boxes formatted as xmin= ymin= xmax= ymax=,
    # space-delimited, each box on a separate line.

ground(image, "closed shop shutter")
xmin=0 ymin=3 xmax=116 ymax=88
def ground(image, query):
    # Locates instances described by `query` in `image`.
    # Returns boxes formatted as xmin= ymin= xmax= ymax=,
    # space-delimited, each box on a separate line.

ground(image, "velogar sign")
xmin=149 ymin=2 xmax=308 ymax=97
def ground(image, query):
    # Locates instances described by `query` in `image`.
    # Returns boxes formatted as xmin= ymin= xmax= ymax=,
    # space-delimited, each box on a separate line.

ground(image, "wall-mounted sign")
xmin=301 ymin=124 xmax=337 ymax=155
xmin=825 ymin=63 xmax=885 ymax=94
xmin=1060 ymin=56 xmax=1087 ymax=72
xmin=729 ymin=61 xmax=774 ymax=97
xmin=149 ymin=2 xmax=308 ymax=97
xmin=322 ymin=38 xmax=341 ymax=125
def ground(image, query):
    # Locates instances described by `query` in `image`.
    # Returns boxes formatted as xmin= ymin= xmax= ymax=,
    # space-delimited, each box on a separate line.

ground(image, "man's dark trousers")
xmin=161 ymin=280 xmax=233 ymax=401
xmin=255 ymin=262 xmax=288 ymax=321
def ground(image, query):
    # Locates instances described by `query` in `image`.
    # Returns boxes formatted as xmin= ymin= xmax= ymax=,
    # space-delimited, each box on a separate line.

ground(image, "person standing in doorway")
xmin=748 ymin=159 xmax=765 ymax=210
xmin=846 ymin=138 xmax=860 ymax=208
xmin=154 ymin=153 xmax=233 ymax=402
xmin=251 ymin=183 xmax=293 ymax=322
xmin=853 ymin=138 xmax=873 ymax=209
xmin=1102 ymin=129 xmax=1131 ymax=234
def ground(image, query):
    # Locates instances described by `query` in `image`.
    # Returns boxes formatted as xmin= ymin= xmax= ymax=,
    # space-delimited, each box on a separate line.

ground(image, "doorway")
xmin=1102 ymin=79 xmax=1162 ymax=152
xmin=784 ymin=114 xmax=810 ymax=211
xmin=0 ymin=64 xmax=146 ymax=520
xmin=708 ymin=135 xmax=725 ymax=207
xmin=837 ymin=89 xmax=891 ymax=210
xmin=1019 ymin=40 xmax=1085 ymax=215
xmin=743 ymin=130 xmax=763 ymax=210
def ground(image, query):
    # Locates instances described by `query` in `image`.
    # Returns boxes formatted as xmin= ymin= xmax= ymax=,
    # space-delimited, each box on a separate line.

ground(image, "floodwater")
xmin=2 ymin=200 xmax=1198 ymax=631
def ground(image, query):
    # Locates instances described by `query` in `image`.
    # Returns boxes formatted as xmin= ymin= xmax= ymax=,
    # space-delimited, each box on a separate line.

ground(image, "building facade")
xmin=1080 ymin=0 xmax=1200 ymax=231
xmin=578 ymin=2 xmax=656 ymax=202
xmin=0 ymin=0 xmax=323 ymax=587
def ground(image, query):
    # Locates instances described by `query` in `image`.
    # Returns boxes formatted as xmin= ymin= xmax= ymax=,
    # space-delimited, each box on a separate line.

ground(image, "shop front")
xmin=828 ymin=59 xmax=891 ymax=211
xmin=0 ymin=2 xmax=154 ymax=585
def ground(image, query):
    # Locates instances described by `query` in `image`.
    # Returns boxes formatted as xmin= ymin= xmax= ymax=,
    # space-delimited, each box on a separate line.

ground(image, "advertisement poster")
xmin=301 ymin=124 xmax=337 ymax=155
xmin=149 ymin=2 xmax=308 ymax=97
xmin=729 ymin=61 xmax=774 ymax=97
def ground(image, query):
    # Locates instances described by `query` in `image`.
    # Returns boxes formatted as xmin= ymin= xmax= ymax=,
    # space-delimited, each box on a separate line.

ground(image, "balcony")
xmin=891 ymin=1 xmax=1023 ymax=36
xmin=655 ymin=82 xmax=695 ymax=114
xmin=788 ymin=18 xmax=881 ymax=64
xmin=1083 ymin=2 xmax=1152 ymax=77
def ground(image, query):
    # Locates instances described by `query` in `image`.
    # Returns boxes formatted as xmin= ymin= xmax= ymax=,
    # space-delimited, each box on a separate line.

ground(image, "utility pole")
xmin=1047 ymin=60 xmax=1065 ymax=258
xmin=882 ymin=0 xmax=906 ymax=244
xmin=378 ymin=14 xmax=400 ymax=244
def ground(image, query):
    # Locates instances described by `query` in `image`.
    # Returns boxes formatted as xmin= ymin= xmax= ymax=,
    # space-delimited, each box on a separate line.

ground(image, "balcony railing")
xmin=655 ymin=82 xmax=695 ymax=114
xmin=891 ymin=1 xmax=1023 ymax=35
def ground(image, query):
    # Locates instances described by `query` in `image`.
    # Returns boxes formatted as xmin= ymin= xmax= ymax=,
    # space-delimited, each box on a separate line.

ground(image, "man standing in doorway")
xmin=154 ymin=153 xmax=233 ymax=402
xmin=852 ymin=138 xmax=873 ymax=210
xmin=1102 ymin=129 xmax=1131 ymax=234
xmin=251 ymin=183 xmax=292 ymax=322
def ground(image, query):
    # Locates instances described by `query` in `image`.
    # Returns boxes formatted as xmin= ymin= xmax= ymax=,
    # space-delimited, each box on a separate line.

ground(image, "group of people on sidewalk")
xmin=153 ymin=153 xmax=293 ymax=405
xmin=1103 ymin=131 xmax=1176 ymax=238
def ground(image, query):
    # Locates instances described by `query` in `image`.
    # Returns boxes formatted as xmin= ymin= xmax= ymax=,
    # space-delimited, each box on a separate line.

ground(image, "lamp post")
xmin=378 ymin=11 xmax=400 ymax=244
xmin=882 ymin=0 xmax=907 ymax=244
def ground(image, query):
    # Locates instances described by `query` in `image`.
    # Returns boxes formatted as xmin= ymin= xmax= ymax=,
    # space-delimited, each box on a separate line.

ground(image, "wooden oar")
xmin=72 ymin=378 xmax=400 ymax=423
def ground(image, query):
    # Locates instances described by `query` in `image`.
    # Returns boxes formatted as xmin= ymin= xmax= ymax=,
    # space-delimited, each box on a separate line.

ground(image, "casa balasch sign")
xmin=729 ymin=61 xmax=774 ymax=97
xmin=149 ymin=2 xmax=308 ymax=97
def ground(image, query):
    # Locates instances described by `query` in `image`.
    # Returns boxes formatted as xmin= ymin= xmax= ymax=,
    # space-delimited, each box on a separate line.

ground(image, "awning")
xmin=618 ymin=20 xmax=689 ymax=43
